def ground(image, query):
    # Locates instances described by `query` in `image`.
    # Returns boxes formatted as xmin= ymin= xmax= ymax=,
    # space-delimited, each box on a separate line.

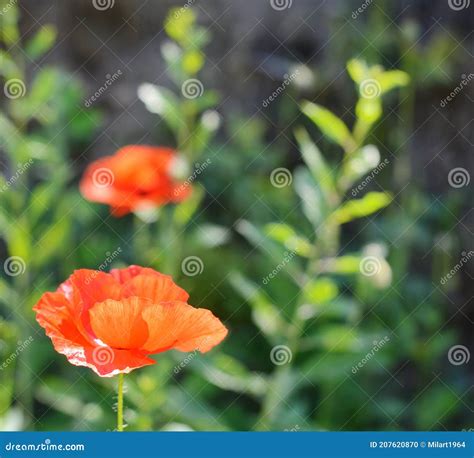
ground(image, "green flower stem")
xmin=117 ymin=373 xmax=124 ymax=432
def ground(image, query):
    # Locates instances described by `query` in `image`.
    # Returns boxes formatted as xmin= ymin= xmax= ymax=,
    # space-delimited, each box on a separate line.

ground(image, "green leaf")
xmin=24 ymin=25 xmax=57 ymax=60
xmin=294 ymin=127 xmax=336 ymax=201
xmin=173 ymin=185 xmax=204 ymax=226
xmin=303 ymin=277 xmax=339 ymax=304
xmin=341 ymin=144 xmax=381 ymax=190
xmin=331 ymin=192 xmax=392 ymax=224
xmin=32 ymin=219 xmax=71 ymax=268
xmin=137 ymin=83 xmax=182 ymax=133
xmin=293 ymin=167 xmax=324 ymax=227
xmin=164 ymin=8 xmax=197 ymax=44
xmin=319 ymin=255 xmax=361 ymax=275
xmin=235 ymin=219 xmax=304 ymax=285
xmin=182 ymin=50 xmax=204 ymax=75
xmin=378 ymin=70 xmax=410 ymax=94
xmin=0 ymin=51 xmax=21 ymax=80
xmin=264 ymin=222 xmax=312 ymax=257
xmin=346 ymin=59 xmax=369 ymax=84
xmin=229 ymin=271 xmax=288 ymax=341
xmin=355 ymin=97 xmax=382 ymax=124
xmin=302 ymin=101 xmax=355 ymax=151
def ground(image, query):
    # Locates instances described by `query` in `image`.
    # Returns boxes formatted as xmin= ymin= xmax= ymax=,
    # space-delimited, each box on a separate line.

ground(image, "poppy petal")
xmin=109 ymin=265 xmax=161 ymax=285
xmin=121 ymin=273 xmax=189 ymax=303
xmin=141 ymin=301 xmax=228 ymax=354
xmin=89 ymin=297 xmax=150 ymax=350
xmin=83 ymin=346 xmax=155 ymax=377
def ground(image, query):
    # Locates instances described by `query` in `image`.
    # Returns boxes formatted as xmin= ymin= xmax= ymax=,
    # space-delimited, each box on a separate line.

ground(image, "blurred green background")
xmin=0 ymin=0 xmax=472 ymax=431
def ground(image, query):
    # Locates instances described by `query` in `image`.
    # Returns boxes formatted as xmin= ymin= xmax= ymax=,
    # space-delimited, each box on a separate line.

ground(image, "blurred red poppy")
xmin=33 ymin=266 xmax=228 ymax=377
xmin=80 ymin=145 xmax=190 ymax=216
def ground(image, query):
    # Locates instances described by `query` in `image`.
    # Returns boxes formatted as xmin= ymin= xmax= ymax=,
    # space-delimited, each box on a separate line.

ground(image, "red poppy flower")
xmin=33 ymin=266 xmax=228 ymax=377
xmin=80 ymin=145 xmax=191 ymax=216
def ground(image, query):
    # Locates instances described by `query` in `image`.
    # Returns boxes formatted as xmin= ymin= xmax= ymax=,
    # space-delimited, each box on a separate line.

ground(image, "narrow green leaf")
xmin=331 ymin=192 xmax=392 ymax=224
xmin=302 ymin=101 xmax=355 ymax=151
